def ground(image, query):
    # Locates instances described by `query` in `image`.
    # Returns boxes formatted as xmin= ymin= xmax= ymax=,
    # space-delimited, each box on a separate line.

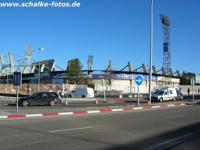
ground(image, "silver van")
xmin=67 ymin=87 xmax=94 ymax=98
xmin=151 ymin=87 xmax=178 ymax=102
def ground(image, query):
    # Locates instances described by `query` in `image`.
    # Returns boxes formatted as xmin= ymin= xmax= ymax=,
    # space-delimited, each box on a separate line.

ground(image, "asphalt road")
xmin=0 ymin=104 xmax=200 ymax=150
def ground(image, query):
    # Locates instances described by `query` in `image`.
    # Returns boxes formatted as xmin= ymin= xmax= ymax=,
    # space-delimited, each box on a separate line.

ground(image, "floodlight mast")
xmin=23 ymin=45 xmax=32 ymax=74
xmin=160 ymin=14 xmax=171 ymax=76
xmin=87 ymin=55 xmax=93 ymax=75
xmin=38 ymin=48 xmax=45 ymax=92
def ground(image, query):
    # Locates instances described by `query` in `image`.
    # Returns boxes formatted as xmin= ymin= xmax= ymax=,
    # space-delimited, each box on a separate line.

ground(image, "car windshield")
xmin=155 ymin=90 xmax=164 ymax=95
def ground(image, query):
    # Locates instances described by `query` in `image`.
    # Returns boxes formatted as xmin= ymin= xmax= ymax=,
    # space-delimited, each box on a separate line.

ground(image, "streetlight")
xmin=37 ymin=48 xmax=45 ymax=92
xmin=148 ymin=0 xmax=154 ymax=105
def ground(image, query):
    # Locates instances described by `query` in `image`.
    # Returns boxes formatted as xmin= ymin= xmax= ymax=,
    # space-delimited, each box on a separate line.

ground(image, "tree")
xmin=66 ymin=58 xmax=82 ymax=84
xmin=180 ymin=72 xmax=194 ymax=85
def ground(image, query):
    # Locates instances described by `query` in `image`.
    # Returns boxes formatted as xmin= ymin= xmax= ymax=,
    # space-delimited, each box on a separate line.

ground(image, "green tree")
xmin=66 ymin=58 xmax=82 ymax=84
xmin=180 ymin=72 xmax=194 ymax=85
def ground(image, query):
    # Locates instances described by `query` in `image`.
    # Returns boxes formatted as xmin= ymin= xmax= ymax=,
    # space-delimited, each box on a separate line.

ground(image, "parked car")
xmin=18 ymin=92 xmax=61 ymax=107
xmin=65 ymin=87 xmax=94 ymax=98
xmin=151 ymin=87 xmax=178 ymax=102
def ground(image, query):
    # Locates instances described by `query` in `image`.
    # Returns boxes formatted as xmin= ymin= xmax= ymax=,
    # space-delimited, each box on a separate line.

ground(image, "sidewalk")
xmin=0 ymin=101 xmax=190 ymax=120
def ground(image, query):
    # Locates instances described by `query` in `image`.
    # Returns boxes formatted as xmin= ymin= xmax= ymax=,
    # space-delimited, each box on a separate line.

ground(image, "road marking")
xmin=180 ymin=103 xmax=186 ymax=106
xmin=0 ymin=116 xmax=8 ymax=119
xmin=112 ymin=108 xmax=124 ymax=112
xmin=167 ymin=104 xmax=175 ymax=107
xmin=151 ymin=106 xmax=160 ymax=109
xmin=58 ymin=112 xmax=74 ymax=116
xmin=144 ymin=133 xmax=194 ymax=150
xmin=87 ymin=110 xmax=101 ymax=114
xmin=48 ymin=126 xmax=93 ymax=133
xmin=26 ymin=114 xmax=43 ymax=117
xmin=133 ymin=107 xmax=143 ymax=110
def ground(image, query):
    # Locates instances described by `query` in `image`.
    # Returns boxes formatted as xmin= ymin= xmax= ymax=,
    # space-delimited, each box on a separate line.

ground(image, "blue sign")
xmin=13 ymin=72 xmax=21 ymax=86
xmin=135 ymin=75 xmax=143 ymax=86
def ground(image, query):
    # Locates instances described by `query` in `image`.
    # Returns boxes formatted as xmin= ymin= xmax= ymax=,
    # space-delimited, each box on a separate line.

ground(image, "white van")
xmin=67 ymin=87 xmax=94 ymax=98
xmin=151 ymin=87 xmax=178 ymax=102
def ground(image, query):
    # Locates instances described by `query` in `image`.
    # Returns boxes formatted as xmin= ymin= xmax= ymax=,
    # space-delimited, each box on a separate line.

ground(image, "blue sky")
xmin=0 ymin=0 xmax=199 ymax=73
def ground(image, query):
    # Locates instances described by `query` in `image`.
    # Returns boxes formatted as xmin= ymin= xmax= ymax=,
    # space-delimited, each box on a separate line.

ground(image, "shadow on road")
xmin=108 ymin=122 xmax=200 ymax=150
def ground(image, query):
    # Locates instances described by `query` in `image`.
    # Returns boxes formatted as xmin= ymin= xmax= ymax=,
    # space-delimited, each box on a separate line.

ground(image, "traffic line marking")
xmin=0 ymin=116 xmax=8 ymax=119
xmin=111 ymin=108 xmax=124 ymax=112
xmin=48 ymin=126 xmax=93 ymax=133
xmin=133 ymin=107 xmax=143 ymax=110
xmin=167 ymin=104 xmax=175 ymax=107
xmin=180 ymin=103 xmax=186 ymax=106
xmin=151 ymin=106 xmax=161 ymax=109
xmin=0 ymin=102 xmax=190 ymax=120
xmin=87 ymin=110 xmax=101 ymax=114
xmin=58 ymin=112 xmax=74 ymax=116
xmin=26 ymin=114 xmax=43 ymax=117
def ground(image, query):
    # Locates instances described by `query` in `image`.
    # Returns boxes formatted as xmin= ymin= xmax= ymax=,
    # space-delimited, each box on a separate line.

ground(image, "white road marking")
xmin=26 ymin=114 xmax=43 ymax=117
xmin=0 ymin=116 xmax=8 ymax=119
xmin=48 ymin=126 xmax=93 ymax=133
xmin=180 ymin=103 xmax=186 ymax=106
xmin=133 ymin=107 xmax=143 ymax=110
xmin=58 ymin=112 xmax=74 ymax=116
xmin=151 ymin=106 xmax=160 ymax=109
xmin=87 ymin=110 xmax=101 ymax=114
xmin=111 ymin=108 xmax=124 ymax=112
xmin=167 ymin=104 xmax=175 ymax=107
xmin=144 ymin=133 xmax=194 ymax=150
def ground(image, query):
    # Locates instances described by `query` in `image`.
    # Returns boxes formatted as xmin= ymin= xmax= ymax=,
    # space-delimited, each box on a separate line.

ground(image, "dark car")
xmin=18 ymin=92 xmax=61 ymax=107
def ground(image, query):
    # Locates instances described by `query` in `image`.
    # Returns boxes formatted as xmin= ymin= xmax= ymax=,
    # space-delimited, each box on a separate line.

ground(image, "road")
xmin=0 ymin=104 xmax=200 ymax=150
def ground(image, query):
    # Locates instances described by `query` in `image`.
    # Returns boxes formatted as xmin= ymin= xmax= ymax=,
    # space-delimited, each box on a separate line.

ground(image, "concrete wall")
xmin=92 ymin=77 xmax=180 ymax=94
xmin=178 ymin=85 xmax=200 ymax=95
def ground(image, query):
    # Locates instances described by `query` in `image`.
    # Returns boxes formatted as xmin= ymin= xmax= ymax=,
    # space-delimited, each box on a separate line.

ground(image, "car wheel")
xmin=22 ymin=100 xmax=29 ymax=107
xmin=82 ymin=95 xmax=85 ymax=98
xmin=49 ymin=100 xmax=55 ymax=106
xmin=159 ymin=98 xmax=163 ymax=102
xmin=68 ymin=95 xmax=72 ymax=98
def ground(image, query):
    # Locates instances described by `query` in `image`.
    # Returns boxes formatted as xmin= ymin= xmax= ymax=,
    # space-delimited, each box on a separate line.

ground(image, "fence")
xmin=0 ymin=83 xmax=87 ymax=95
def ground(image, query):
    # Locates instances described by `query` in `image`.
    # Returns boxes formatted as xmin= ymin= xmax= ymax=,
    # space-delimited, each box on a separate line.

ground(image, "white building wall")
xmin=178 ymin=85 xmax=200 ymax=95
xmin=91 ymin=76 xmax=180 ymax=94
xmin=111 ymin=80 xmax=131 ymax=93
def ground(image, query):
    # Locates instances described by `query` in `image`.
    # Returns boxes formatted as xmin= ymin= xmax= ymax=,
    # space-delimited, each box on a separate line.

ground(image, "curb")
xmin=0 ymin=103 xmax=189 ymax=120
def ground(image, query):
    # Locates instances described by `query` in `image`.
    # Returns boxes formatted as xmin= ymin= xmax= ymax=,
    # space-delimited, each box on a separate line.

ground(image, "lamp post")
xmin=37 ymin=48 xmax=45 ymax=92
xmin=148 ymin=0 xmax=154 ymax=105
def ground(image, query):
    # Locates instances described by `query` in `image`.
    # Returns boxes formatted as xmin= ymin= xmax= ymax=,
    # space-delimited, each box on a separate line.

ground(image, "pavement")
xmin=0 ymin=95 xmax=191 ymax=119
xmin=0 ymin=102 xmax=189 ymax=120
xmin=0 ymin=105 xmax=200 ymax=150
